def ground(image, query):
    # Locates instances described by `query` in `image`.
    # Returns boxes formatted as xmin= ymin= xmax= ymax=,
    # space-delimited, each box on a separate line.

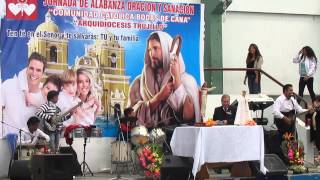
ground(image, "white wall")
xmin=222 ymin=1 xmax=320 ymax=95
xmin=228 ymin=0 xmax=320 ymax=15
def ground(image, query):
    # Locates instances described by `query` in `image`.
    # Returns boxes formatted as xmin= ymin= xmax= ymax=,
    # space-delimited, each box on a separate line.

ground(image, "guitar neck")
xmin=60 ymin=102 xmax=82 ymax=118
xmin=295 ymin=110 xmax=309 ymax=117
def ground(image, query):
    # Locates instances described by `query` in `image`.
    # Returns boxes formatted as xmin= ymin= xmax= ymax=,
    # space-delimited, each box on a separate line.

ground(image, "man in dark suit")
xmin=212 ymin=94 xmax=237 ymax=174
xmin=213 ymin=94 xmax=236 ymax=125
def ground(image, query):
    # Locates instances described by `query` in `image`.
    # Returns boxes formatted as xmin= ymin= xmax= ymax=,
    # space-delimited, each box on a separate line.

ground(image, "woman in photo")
xmin=75 ymin=68 xmax=101 ymax=126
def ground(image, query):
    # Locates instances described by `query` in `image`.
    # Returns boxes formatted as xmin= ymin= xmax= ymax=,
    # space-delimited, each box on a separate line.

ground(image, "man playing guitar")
xmin=273 ymin=84 xmax=311 ymax=139
xmin=36 ymin=90 xmax=77 ymax=153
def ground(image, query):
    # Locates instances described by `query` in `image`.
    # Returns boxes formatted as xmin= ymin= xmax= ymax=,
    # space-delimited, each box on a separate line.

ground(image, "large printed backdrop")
xmin=1 ymin=0 xmax=204 ymax=113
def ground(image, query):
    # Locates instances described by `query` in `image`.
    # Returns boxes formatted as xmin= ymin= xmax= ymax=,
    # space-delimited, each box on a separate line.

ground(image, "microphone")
xmin=1 ymin=120 xmax=32 ymax=136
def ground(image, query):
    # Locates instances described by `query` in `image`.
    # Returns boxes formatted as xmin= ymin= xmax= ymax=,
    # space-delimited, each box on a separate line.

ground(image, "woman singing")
xmin=293 ymin=46 xmax=317 ymax=103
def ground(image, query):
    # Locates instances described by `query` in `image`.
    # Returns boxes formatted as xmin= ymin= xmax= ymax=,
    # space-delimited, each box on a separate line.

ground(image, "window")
xmin=110 ymin=53 xmax=117 ymax=68
xmin=84 ymin=59 xmax=91 ymax=65
xmin=50 ymin=46 xmax=57 ymax=62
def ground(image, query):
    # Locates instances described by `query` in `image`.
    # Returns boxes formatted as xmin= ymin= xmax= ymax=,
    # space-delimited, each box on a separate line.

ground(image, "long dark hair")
xmin=246 ymin=43 xmax=262 ymax=64
xmin=301 ymin=46 xmax=317 ymax=61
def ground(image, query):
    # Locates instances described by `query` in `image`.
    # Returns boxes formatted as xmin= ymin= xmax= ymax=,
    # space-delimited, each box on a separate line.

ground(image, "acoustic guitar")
xmin=45 ymin=102 xmax=83 ymax=131
xmin=275 ymin=110 xmax=310 ymax=125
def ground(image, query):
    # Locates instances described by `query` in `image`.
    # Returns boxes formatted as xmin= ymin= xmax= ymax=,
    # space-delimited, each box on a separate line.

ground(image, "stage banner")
xmin=0 ymin=0 xmax=204 ymax=136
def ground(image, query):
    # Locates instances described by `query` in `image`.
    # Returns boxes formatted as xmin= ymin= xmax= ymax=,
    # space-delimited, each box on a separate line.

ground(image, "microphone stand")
xmin=1 ymin=121 xmax=31 ymax=160
xmin=104 ymin=89 xmax=109 ymax=126
xmin=80 ymin=126 xmax=94 ymax=176
xmin=153 ymin=127 xmax=172 ymax=154
xmin=159 ymin=129 xmax=172 ymax=154
xmin=116 ymin=111 xmax=125 ymax=141
xmin=19 ymin=129 xmax=22 ymax=158
xmin=126 ymin=121 xmax=128 ymax=143
xmin=125 ymin=118 xmax=136 ymax=174
xmin=110 ymin=105 xmax=125 ymax=141
xmin=110 ymin=108 xmax=128 ymax=180
xmin=1 ymin=113 xmax=4 ymax=139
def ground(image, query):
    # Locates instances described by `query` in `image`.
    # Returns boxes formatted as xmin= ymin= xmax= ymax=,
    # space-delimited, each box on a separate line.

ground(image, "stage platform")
xmin=2 ymin=171 xmax=320 ymax=180
xmin=0 ymin=95 xmax=318 ymax=179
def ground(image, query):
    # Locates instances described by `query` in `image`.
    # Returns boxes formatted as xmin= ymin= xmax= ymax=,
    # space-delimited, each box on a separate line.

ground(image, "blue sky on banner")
xmin=0 ymin=0 xmax=202 ymax=85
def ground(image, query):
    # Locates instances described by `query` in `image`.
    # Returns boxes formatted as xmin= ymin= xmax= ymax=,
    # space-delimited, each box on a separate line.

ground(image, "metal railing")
xmin=204 ymin=67 xmax=308 ymax=107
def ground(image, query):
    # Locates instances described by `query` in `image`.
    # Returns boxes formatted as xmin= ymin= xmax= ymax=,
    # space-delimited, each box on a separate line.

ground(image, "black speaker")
xmin=160 ymin=155 xmax=193 ymax=180
xmin=31 ymin=154 xmax=73 ymax=180
xmin=264 ymin=126 xmax=282 ymax=154
xmin=251 ymin=154 xmax=288 ymax=177
xmin=9 ymin=160 xmax=31 ymax=180
xmin=59 ymin=146 xmax=82 ymax=176
xmin=264 ymin=154 xmax=288 ymax=175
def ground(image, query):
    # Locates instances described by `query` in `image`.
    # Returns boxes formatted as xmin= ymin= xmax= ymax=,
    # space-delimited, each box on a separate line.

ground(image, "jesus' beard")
xmin=151 ymin=58 xmax=163 ymax=70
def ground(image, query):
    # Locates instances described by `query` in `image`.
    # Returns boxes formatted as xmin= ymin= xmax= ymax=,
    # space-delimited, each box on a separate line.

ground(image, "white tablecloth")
xmin=170 ymin=126 xmax=267 ymax=176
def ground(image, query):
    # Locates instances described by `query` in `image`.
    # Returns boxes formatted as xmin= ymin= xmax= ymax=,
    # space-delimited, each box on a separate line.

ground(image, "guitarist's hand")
xmin=308 ymin=105 xmax=315 ymax=113
xmin=283 ymin=116 xmax=292 ymax=125
xmin=70 ymin=107 xmax=79 ymax=115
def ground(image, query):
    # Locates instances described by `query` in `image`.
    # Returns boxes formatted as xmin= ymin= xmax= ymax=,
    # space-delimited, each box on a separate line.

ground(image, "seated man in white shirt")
xmin=17 ymin=116 xmax=50 ymax=146
xmin=273 ymin=84 xmax=309 ymax=139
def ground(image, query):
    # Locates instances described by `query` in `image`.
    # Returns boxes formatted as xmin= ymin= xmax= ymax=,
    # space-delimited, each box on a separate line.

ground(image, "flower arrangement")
xmin=243 ymin=119 xmax=257 ymax=126
xmin=204 ymin=119 xmax=217 ymax=127
xmin=138 ymin=144 xmax=164 ymax=179
xmin=281 ymin=132 xmax=307 ymax=174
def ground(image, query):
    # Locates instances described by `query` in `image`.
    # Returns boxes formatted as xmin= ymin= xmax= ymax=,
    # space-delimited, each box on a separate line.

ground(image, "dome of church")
xmin=36 ymin=22 xmax=59 ymax=32
xmin=76 ymin=55 xmax=98 ymax=67
xmin=35 ymin=12 xmax=59 ymax=33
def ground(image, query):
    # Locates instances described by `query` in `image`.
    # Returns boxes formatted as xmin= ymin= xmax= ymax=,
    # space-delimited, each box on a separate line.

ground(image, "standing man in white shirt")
xmin=17 ymin=116 xmax=50 ymax=146
xmin=273 ymin=84 xmax=309 ymax=138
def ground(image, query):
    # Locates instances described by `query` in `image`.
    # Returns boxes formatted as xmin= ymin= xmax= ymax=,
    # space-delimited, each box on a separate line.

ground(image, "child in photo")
xmin=57 ymin=69 xmax=81 ymax=126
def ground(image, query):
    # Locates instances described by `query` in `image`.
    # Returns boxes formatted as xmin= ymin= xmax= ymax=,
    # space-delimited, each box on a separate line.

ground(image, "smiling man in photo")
xmin=1 ymin=52 xmax=46 ymax=136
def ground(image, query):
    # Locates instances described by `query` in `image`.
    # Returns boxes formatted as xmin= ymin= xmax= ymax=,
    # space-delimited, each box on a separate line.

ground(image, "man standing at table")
xmin=213 ymin=94 xmax=236 ymax=125
xmin=273 ymin=84 xmax=309 ymax=138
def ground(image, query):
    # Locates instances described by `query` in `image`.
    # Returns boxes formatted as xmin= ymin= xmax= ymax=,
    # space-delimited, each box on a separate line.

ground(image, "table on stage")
xmin=170 ymin=125 xmax=267 ymax=177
